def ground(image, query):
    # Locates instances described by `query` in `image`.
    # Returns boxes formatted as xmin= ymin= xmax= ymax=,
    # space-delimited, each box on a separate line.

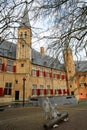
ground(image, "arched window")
xmin=24 ymin=31 xmax=27 ymax=38
xmin=20 ymin=32 xmax=23 ymax=38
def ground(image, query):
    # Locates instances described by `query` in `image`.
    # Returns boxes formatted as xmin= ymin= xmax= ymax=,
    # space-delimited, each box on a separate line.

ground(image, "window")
xmin=32 ymin=66 xmax=36 ymax=76
xmin=46 ymin=70 xmax=50 ymax=77
xmin=70 ymin=85 xmax=72 ymax=88
xmin=40 ymin=85 xmax=44 ymax=95
xmin=44 ymin=61 xmax=47 ymax=66
xmin=80 ymin=80 xmax=84 ymax=87
xmin=55 ymin=89 xmax=58 ymax=95
xmin=53 ymin=73 xmax=56 ymax=78
xmin=15 ymin=80 xmax=18 ymax=84
xmin=21 ymin=64 xmax=24 ymax=67
xmin=54 ymin=86 xmax=58 ymax=95
xmin=60 ymin=73 xmax=62 ymax=80
xmin=32 ymin=84 xmax=37 ymax=95
xmin=20 ymin=32 xmax=23 ymax=38
xmin=47 ymin=85 xmax=50 ymax=95
xmin=7 ymin=60 xmax=13 ymax=71
xmin=24 ymin=31 xmax=27 ymax=38
xmin=40 ymin=68 xmax=43 ymax=77
xmin=4 ymin=82 xmax=12 ymax=95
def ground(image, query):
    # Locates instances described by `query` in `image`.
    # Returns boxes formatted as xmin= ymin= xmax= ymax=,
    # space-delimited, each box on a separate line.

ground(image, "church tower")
xmin=64 ymin=48 xmax=77 ymax=96
xmin=16 ymin=4 xmax=32 ymax=74
xmin=16 ymin=4 xmax=32 ymax=60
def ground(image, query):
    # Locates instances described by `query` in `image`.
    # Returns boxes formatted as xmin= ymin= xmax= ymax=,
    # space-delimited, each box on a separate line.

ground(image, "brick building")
xmin=0 ymin=5 xmax=87 ymax=103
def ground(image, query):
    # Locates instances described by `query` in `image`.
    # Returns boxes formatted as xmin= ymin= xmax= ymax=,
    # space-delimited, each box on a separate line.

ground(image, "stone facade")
xmin=0 ymin=5 xmax=87 ymax=103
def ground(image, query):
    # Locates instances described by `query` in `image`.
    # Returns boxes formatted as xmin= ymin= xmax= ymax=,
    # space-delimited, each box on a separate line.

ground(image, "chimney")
xmin=40 ymin=47 xmax=44 ymax=56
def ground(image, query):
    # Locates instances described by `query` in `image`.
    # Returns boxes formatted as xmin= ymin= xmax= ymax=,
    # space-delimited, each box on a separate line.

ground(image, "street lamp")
xmin=22 ymin=77 xmax=26 ymax=107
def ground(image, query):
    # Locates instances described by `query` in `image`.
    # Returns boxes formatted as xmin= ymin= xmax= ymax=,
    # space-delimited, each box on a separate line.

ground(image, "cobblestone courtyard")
xmin=0 ymin=103 xmax=87 ymax=130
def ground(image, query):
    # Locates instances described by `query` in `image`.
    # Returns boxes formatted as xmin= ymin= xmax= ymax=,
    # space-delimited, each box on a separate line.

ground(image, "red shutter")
xmin=63 ymin=89 xmax=66 ymax=95
xmin=84 ymin=83 xmax=87 ymax=87
xmin=4 ymin=64 xmax=6 ymax=71
xmin=67 ymin=89 xmax=69 ymax=95
xmin=36 ymin=70 xmax=40 ymax=77
xmin=4 ymin=88 xmax=11 ymax=95
xmin=50 ymin=89 xmax=53 ymax=94
xmin=57 ymin=74 xmax=60 ymax=79
xmin=62 ymin=75 xmax=65 ymax=80
xmin=43 ymin=71 xmax=47 ymax=77
xmin=37 ymin=89 xmax=40 ymax=95
xmin=1 ymin=63 xmax=5 ymax=71
xmin=13 ymin=65 xmax=16 ymax=72
xmin=49 ymin=72 xmax=53 ymax=78
xmin=0 ymin=88 xmax=3 ymax=96
xmin=58 ymin=89 xmax=62 ymax=94
xmin=44 ymin=89 xmax=47 ymax=95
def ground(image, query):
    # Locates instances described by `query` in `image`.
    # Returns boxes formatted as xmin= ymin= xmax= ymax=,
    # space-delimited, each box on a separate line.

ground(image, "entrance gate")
xmin=15 ymin=91 xmax=19 ymax=100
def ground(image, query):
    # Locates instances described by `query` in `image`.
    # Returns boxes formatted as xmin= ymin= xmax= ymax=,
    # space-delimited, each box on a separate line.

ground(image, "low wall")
xmin=30 ymin=95 xmax=78 ymax=106
xmin=0 ymin=97 xmax=12 ymax=103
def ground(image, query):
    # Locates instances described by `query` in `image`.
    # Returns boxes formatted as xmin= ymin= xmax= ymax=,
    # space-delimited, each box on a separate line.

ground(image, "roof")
xmin=75 ymin=61 xmax=87 ymax=72
xmin=0 ymin=39 xmax=16 ymax=59
xmin=31 ymin=49 xmax=64 ymax=71
xmin=0 ymin=38 xmax=87 ymax=72
xmin=0 ymin=38 xmax=64 ymax=70
xmin=19 ymin=4 xmax=31 ymax=28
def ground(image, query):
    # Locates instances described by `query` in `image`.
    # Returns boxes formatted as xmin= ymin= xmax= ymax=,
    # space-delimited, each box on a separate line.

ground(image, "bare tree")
xmin=30 ymin=0 xmax=87 ymax=61
xmin=0 ymin=0 xmax=34 ymax=42
xmin=0 ymin=0 xmax=87 ymax=61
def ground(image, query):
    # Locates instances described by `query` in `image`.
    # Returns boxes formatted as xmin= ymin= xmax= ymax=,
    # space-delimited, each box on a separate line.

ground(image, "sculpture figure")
xmin=43 ymin=97 xmax=69 ymax=129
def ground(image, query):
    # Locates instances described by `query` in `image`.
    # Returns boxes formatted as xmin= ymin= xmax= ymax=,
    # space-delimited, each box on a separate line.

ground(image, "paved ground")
xmin=0 ymin=103 xmax=87 ymax=130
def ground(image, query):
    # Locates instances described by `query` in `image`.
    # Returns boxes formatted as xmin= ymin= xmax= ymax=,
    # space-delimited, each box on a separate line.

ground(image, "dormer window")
xmin=24 ymin=31 xmax=27 ymax=38
xmin=44 ymin=61 xmax=47 ymax=66
xmin=20 ymin=32 xmax=23 ymax=38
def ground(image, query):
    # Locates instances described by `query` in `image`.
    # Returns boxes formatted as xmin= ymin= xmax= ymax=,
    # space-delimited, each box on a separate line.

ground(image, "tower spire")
xmin=19 ymin=2 xmax=31 ymax=28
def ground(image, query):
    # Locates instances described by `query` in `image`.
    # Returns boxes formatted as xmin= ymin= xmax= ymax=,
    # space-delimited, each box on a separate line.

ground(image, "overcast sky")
xmin=0 ymin=0 xmax=87 ymax=61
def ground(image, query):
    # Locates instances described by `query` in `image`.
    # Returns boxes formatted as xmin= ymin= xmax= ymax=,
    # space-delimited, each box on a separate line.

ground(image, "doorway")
xmin=71 ymin=91 xmax=74 ymax=95
xmin=15 ymin=91 xmax=19 ymax=100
